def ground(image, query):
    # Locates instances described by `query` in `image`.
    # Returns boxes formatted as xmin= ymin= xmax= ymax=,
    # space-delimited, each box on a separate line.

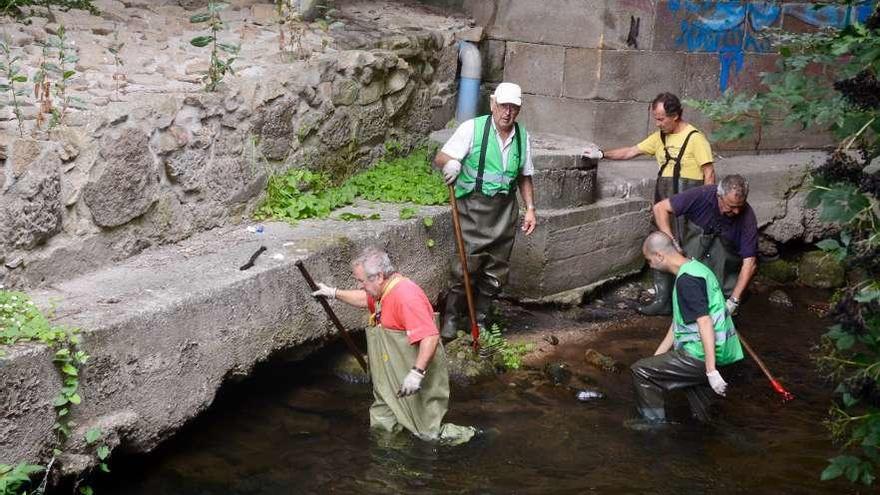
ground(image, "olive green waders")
xmin=366 ymin=324 xmax=476 ymax=445
xmin=681 ymin=223 xmax=743 ymax=298
xmin=442 ymin=191 xmax=518 ymax=338
xmin=631 ymin=349 xmax=717 ymax=422
xmin=638 ymin=177 xmax=704 ymax=316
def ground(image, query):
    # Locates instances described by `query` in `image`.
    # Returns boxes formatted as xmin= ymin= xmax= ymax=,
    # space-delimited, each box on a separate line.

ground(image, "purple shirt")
xmin=669 ymin=185 xmax=758 ymax=259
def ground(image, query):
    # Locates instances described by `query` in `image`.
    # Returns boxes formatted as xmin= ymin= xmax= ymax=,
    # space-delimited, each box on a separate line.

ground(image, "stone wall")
xmin=0 ymin=0 xmax=468 ymax=289
xmin=459 ymin=0 xmax=875 ymax=151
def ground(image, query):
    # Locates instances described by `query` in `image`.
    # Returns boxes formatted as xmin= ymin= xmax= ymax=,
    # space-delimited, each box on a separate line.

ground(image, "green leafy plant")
xmin=0 ymin=463 xmax=44 ymax=495
xmin=694 ymin=5 xmax=880 ymax=486
xmin=0 ymin=38 xmax=27 ymax=137
xmin=479 ymin=323 xmax=533 ymax=371
xmin=275 ymin=0 xmax=305 ymax=61
xmin=256 ymin=147 xmax=446 ymax=224
xmin=190 ymin=0 xmax=240 ymax=92
xmin=32 ymin=24 xmax=83 ymax=130
xmin=337 ymin=212 xmax=379 ymax=221
xmin=1 ymin=290 xmax=94 ymax=493
xmin=1 ymin=0 xmax=99 ymax=20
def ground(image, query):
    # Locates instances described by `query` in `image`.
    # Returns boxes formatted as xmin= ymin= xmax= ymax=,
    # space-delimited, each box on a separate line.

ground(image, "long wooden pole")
xmin=448 ymin=185 xmax=481 ymax=350
xmin=295 ymin=260 xmax=369 ymax=373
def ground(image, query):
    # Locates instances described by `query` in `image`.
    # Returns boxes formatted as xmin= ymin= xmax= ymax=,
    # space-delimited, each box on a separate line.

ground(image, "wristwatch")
xmin=412 ymin=366 xmax=426 ymax=375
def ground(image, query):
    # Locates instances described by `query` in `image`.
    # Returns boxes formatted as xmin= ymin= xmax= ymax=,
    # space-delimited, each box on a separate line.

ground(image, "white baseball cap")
xmin=493 ymin=82 xmax=522 ymax=106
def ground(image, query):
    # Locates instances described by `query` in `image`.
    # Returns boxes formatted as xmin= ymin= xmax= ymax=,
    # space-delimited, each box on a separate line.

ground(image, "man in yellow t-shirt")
xmin=583 ymin=93 xmax=715 ymax=316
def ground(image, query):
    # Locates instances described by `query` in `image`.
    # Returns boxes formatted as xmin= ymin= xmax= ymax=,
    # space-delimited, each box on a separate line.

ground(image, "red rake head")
xmin=771 ymin=379 xmax=795 ymax=402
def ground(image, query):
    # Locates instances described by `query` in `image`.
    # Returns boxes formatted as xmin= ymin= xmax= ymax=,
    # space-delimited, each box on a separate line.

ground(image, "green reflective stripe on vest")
xmin=455 ymin=115 xmax=525 ymax=198
xmin=671 ymin=259 xmax=744 ymax=366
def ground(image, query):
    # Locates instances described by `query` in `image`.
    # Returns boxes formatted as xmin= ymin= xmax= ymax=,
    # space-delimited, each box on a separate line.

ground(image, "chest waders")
xmin=638 ymin=130 xmax=703 ymax=316
xmin=630 ymin=260 xmax=743 ymax=423
xmin=367 ymin=277 xmax=476 ymax=444
xmin=441 ymin=116 xmax=525 ymax=339
xmin=681 ymin=222 xmax=743 ymax=298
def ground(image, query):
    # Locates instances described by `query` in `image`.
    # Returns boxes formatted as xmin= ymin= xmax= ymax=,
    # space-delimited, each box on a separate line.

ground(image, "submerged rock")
xmin=584 ymin=349 xmax=621 ymax=373
xmin=543 ymin=362 xmax=572 ymax=385
xmin=330 ymin=352 xmax=371 ymax=384
xmin=760 ymin=259 xmax=798 ymax=284
xmin=768 ymin=289 xmax=794 ymax=309
xmin=445 ymin=336 xmax=496 ymax=384
xmin=798 ymin=251 xmax=845 ymax=288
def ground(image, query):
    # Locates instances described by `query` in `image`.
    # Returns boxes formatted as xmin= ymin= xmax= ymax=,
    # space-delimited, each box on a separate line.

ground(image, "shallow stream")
xmin=98 ymin=287 xmax=860 ymax=494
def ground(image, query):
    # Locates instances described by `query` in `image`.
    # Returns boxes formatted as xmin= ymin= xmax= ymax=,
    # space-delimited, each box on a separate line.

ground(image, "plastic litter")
xmin=246 ymin=225 xmax=264 ymax=234
xmin=576 ymin=389 xmax=604 ymax=402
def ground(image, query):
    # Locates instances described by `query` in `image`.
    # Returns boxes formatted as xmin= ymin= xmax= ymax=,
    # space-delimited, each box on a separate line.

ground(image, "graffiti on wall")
xmin=668 ymin=0 xmax=876 ymax=91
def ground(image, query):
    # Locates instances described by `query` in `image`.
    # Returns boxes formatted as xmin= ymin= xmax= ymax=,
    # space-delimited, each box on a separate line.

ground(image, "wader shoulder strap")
xmin=474 ymin=118 xmax=492 ymax=195
xmin=657 ymin=130 xmax=699 ymax=195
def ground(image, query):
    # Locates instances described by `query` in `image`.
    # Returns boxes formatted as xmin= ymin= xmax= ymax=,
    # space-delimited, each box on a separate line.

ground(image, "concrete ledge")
xmin=508 ymin=197 xmax=651 ymax=299
xmin=6 ymin=200 xmax=455 ymax=464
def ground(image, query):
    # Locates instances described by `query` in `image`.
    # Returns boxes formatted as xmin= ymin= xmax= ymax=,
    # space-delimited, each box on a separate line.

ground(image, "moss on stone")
xmin=759 ymin=259 xmax=798 ymax=284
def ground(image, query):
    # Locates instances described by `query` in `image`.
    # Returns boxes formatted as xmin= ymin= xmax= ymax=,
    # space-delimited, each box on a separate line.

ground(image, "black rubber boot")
xmin=638 ymin=269 xmax=673 ymax=316
xmin=441 ymin=290 xmax=464 ymax=339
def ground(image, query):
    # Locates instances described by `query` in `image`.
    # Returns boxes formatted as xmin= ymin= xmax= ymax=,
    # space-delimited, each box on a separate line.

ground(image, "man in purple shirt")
xmin=652 ymin=174 xmax=758 ymax=316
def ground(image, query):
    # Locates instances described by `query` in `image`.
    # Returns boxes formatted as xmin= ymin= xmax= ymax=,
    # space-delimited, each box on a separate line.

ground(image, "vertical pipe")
xmin=455 ymin=41 xmax=482 ymax=123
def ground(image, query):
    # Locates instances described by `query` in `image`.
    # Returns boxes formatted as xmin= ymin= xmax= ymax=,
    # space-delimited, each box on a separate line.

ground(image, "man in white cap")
xmin=433 ymin=82 xmax=537 ymax=338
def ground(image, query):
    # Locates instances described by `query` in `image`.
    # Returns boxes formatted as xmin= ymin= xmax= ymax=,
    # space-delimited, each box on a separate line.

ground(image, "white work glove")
xmin=725 ymin=297 xmax=739 ymax=316
xmin=582 ymin=144 xmax=604 ymax=160
xmin=311 ymin=283 xmax=337 ymax=300
xmin=397 ymin=367 xmax=425 ymax=397
xmin=442 ymin=159 xmax=462 ymax=185
xmin=707 ymin=370 xmax=728 ymax=396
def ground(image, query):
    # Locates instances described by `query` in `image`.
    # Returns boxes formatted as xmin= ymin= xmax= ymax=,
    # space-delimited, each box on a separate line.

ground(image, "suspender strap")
xmin=657 ymin=130 xmax=698 ymax=195
xmin=474 ymin=118 xmax=492 ymax=195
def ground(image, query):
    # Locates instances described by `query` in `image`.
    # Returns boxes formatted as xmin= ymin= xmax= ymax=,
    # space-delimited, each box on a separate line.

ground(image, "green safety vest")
xmin=454 ymin=115 xmax=526 ymax=199
xmin=672 ymin=259 xmax=744 ymax=366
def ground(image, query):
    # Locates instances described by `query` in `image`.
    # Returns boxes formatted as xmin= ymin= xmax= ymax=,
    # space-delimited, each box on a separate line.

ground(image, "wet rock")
xmin=543 ymin=362 xmax=572 ymax=386
xmin=760 ymin=259 xmax=798 ymax=284
xmin=329 ymin=352 xmax=370 ymax=384
xmin=768 ymin=289 xmax=794 ymax=309
xmin=445 ymin=336 xmax=495 ymax=384
xmin=570 ymin=306 xmax=618 ymax=322
xmin=543 ymin=335 xmax=559 ymax=346
xmin=584 ymin=349 xmax=621 ymax=373
xmin=798 ymin=250 xmax=845 ymax=289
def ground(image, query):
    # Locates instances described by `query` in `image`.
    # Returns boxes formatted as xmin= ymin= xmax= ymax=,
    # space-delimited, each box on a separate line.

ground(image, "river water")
xmin=98 ymin=287 xmax=863 ymax=494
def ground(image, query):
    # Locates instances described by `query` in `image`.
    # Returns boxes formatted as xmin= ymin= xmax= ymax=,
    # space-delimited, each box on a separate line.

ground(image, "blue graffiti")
xmin=668 ymin=1 xmax=876 ymax=91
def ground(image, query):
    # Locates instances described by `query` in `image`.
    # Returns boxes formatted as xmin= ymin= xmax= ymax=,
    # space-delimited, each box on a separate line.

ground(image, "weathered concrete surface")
xmin=597 ymin=151 xmax=837 ymax=250
xmin=3 ymin=199 xmax=455 ymax=466
xmin=507 ymin=198 xmax=651 ymax=302
xmin=0 ymin=0 xmax=469 ymax=290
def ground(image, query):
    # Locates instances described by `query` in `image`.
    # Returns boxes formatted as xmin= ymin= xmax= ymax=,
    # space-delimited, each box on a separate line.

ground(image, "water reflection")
xmin=99 ymin=288 xmax=859 ymax=494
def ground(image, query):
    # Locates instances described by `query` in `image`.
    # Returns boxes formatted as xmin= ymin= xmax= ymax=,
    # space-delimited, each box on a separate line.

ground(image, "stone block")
xmin=683 ymin=53 xmax=722 ymax=101
xmin=727 ymin=53 xmax=779 ymax=95
xmin=83 ymin=127 xmax=159 ymax=227
xmin=480 ymin=39 xmax=506 ymax=83
xmin=507 ymin=197 xmax=651 ymax=299
xmin=532 ymin=168 xmax=597 ymax=209
xmin=563 ymin=47 xmax=600 ymax=100
xmin=503 ymin=42 xmax=564 ymax=96
xmin=518 ymin=94 xmax=594 ymax=141
xmin=652 ymin=0 xmax=688 ymax=52
xmin=591 ymin=101 xmax=650 ymax=149
xmin=491 ymin=0 xmax=604 ymax=48
xmin=596 ymin=50 xmax=686 ymax=102
xmin=601 ymin=0 xmax=656 ymax=50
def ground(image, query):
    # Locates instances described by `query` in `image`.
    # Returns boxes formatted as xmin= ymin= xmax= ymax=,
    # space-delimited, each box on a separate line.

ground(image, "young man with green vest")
xmin=433 ymin=82 xmax=537 ymax=339
xmin=583 ymin=93 xmax=715 ymax=316
xmin=629 ymin=231 xmax=744 ymax=427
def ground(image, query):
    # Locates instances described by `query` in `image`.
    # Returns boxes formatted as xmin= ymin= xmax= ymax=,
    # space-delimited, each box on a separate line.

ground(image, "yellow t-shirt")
xmin=637 ymin=124 xmax=713 ymax=181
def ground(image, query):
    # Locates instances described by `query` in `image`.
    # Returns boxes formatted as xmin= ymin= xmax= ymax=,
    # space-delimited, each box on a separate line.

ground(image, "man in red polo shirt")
xmin=312 ymin=246 xmax=476 ymax=444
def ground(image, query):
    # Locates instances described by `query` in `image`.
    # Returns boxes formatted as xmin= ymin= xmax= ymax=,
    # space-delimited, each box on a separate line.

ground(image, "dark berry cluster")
xmin=816 ymin=152 xmax=865 ymax=185
xmin=860 ymin=172 xmax=880 ymax=197
xmin=867 ymin=6 xmax=880 ymax=31
xmin=834 ymin=70 xmax=880 ymax=111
